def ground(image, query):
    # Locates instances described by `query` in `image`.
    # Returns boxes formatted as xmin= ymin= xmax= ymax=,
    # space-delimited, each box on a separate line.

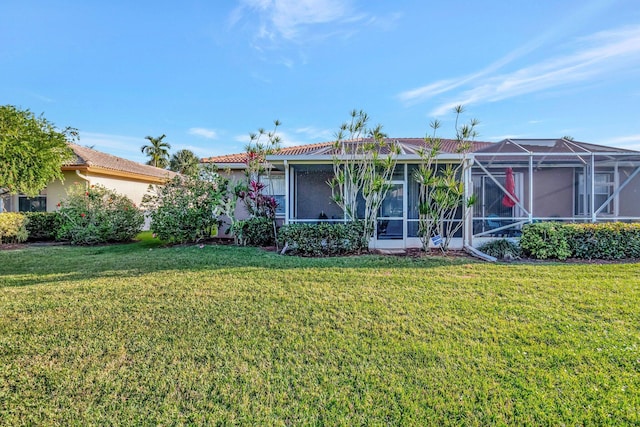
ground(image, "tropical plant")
xmin=0 ymin=105 xmax=76 ymax=197
xmin=244 ymin=120 xmax=282 ymax=182
xmin=169 ymin=149 xmax=200 ymax=176
xmin=141 ymin=134 xmax=171 ymax=168
xmin=56 ymin=184 xmax=144 ymax=245
xmin=142 ymin=166 xmax=230 ymax=243
xmin=413 ymin=105 xmax=478 ymax=251
xmin=0 ymin=212 xmax=29 ymax=244
xmin=237 ymin=120 xmax=282 ymax=248
xmin=328 ymin=109 xmax=400 ymax=247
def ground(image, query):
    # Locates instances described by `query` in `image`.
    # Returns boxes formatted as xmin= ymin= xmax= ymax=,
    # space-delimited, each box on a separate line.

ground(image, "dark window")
xmin=19 ymin=196 xmax=47 ymax=212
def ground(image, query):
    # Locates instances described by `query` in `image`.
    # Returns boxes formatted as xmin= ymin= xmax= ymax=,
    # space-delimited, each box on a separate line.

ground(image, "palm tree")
xmin=141 ymin=134 xmax=171 ymax=168
xmin=169 ymin=149 xmax=200 ymax=176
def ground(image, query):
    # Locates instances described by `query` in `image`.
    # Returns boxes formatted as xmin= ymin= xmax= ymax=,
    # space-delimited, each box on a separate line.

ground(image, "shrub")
xmin=233 ymin=217 xmax=275 ymax=247
xmin=565 ymin=222 xmax=640 ymax=260
xmin=23 ymin=212 xmax=61 ymax=241
xmin=142 ymin=171 xmax=229 ymax=244
xmin=520 ymin=222 xmax=571 ymax=260
xmin=0 ymin=213 xmax=29 ymax=244
xmin=477 ymin=239 xmax=521 ymax=260
xmin=278 ymin=221 xmax=367 ymax=256
xmin=57 ymin=184 xmax=144 ymax=245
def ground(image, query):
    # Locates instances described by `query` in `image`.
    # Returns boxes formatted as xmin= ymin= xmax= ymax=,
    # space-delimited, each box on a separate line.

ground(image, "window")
xmin=575 ymin=171 xmax=614 ymax=215
xmin=19 ymin=195 xmax=47 ymax=212
xmin=262 ymin=174 xmax=285 ymax=216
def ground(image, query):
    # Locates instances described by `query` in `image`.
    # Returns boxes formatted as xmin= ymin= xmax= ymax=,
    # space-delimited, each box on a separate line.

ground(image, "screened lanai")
xmin=470 ymin=138 xmax=640 ymax=244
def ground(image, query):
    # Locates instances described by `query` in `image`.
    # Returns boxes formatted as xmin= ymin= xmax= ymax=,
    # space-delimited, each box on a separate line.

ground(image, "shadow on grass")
xmin=0 ymin=234 xmax=474 ymax=288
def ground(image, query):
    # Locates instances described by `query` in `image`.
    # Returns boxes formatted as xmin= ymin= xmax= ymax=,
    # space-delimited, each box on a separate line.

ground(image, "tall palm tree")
xmin=141 ymin=134 xmax=171 ymax=168
xmin=169 ymin=149 xmax=200 ymax=176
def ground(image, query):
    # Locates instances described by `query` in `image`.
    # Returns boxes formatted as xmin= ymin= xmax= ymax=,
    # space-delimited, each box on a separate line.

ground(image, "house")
xmin=202 ymin=138 xmax=640 ymax=249
xmin=1 ymin=143 xmax=178 ymax=213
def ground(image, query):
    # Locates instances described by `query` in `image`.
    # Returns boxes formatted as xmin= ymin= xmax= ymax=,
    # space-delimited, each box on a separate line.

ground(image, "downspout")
xmin=75 ymin=169 xmax=91 ymax=186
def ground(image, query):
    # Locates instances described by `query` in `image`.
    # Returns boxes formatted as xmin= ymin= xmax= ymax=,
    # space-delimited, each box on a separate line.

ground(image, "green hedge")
xmin=0 ymin=213 xmax=29 ymax=244
xmin=565 ymin=222 xmax=640 ymax=260
xmin=23 ymin=212 xmax=62 ymax=241
xmin=278 ymin=221 xmax=366 ymax=256
xmin=520 ymin=222 xmax=571 ymax=260
xmin=234 ymin=217 xmax=276 ymax=247
xmin=520 ymin=222 xmax=640 ymax=260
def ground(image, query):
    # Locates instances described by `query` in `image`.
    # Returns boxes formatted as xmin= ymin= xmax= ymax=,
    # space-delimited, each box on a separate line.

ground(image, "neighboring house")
xmin=1 ymin=144 xmax=178 ymax=213
xmin=203 ymin=138 xmax=640 ymax=249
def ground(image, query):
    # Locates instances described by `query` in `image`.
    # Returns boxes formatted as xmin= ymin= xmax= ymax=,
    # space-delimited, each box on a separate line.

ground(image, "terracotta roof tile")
xmin=66 ymin=144 xmax=179 ymax=180
xmin=202 ymin=138 xmax=494 ymax=164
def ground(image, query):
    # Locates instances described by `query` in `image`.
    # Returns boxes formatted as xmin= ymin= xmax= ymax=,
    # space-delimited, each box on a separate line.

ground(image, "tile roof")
xmin=201 ymin=138 xmax=494 ymax=164
xmin=65 ymin=144 xmax=179 ymax=181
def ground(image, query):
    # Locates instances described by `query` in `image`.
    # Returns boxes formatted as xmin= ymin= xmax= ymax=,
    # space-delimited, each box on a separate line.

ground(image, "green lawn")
xmin=1 ymin=235 xmax=639 ymax=425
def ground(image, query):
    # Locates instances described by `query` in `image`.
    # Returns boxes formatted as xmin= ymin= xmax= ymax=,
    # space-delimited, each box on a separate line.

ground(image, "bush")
xmin=57 ymin=184 xmax=144 ymax=245
xmin=23 ymin=212 xmax=61 ymax=241
xmin=142 ymin=171 xmax=230 ymax=244
xmin=0 ymin=213 xmax=29 ymax=244
xmin=520 ymin=221 xmax=640 ymax=260
xmin=520 ymin=222 xmax=571 ymax=260
xmin=478 ymin=239 xmax=521 ymax=260
xmin=234 ymin=217 xmax=275 ymax=247
xmin=565 ymin=222 xmax=640 ymax=260
xmin=278 ymin=221 xmax=367 ymax=256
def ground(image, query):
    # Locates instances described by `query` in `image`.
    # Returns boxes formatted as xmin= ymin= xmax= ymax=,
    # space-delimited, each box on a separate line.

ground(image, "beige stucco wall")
xmin=45 ymin=170 xmax=156 ymax=211
xmin=528 ymin=168 xmax=575 ymax=218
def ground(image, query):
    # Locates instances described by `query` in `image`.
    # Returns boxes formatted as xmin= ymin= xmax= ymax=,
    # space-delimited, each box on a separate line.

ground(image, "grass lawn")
xmin=1 ymin=234 xmax=639 ymax=425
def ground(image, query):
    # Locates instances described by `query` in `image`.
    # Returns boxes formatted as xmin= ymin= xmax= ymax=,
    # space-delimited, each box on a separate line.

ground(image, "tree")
xmin=141 ymin=134 xmax=171 ymax=168
xmin=142 ymin=166 xmax=229 ymax=244
xmin=237 ymin=120 xmax=282 ymax=248
xmin=0 ymin=105 xmax=76 ymax=197
xmin=244 ymin=120 xmax=282 ymax=182
xmin=169 ymin=149 xmax=200 ymax=176
xmin=413 ymin=105 xmax=478 ymax=251
xmin=328 ymin=110 xmax=400 ymax=247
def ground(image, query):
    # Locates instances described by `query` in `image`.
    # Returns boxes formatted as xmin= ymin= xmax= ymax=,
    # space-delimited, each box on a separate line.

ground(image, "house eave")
xmin=266 ymin=153 xmax=467 ymax=163
xmin=61 ymin=165 xmax=172 ymax=184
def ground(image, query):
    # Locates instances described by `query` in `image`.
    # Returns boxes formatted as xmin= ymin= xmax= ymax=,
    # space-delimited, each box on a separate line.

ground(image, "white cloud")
xmin=294 ymin=126 xmax=334 ymax=141
xmin=231 ymin=0 xmax=371 ymax=48
xmin=602 ymin=134 xmax=640 ymax=151
xmin=398 ymin=25 xmax=640 ymax=117
xmin=237 ymin=0 xmax=353 ymax=39
xmin=188 ymin=127 xmax=218 ymax=139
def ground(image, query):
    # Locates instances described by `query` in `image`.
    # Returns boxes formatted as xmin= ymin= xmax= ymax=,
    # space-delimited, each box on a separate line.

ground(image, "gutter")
xmin=75 ymin=169 xmax=91 ymax=184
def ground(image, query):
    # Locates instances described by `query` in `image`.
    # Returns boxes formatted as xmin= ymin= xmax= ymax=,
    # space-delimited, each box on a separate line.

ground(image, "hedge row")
xmin=520 ymin=222 xmax=640 ymax=260
xmin=278 ymin=221 xmax=367 ymax=256
xmin=0 ymin=213 xmax=29 ymax=244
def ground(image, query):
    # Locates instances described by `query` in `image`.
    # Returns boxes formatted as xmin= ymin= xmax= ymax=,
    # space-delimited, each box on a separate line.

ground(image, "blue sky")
xmin=2 ymin=0 xmax=640 ymax=163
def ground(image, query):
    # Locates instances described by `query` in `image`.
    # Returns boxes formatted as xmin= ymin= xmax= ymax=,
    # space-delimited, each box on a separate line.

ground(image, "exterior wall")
xmin=46 ymin=171 xmax=85 ymax=211
xmin=216 ymin=169 xmax=250 ymax=238
xmin=529 ymin=167 xmax=574 ymax=218
xmin=45 ymin=171 xmax=157 ymax=211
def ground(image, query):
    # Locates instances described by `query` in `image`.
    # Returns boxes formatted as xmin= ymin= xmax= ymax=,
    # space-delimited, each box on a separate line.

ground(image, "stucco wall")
xmin=529 ymin=168 xmax=575 ymax=218
xmin=45 ymin=171 xmax=156 ymax=211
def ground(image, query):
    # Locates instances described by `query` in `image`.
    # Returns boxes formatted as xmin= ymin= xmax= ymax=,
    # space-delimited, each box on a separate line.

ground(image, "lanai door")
xmin=376 ymin=182 xmax=405 ymax=247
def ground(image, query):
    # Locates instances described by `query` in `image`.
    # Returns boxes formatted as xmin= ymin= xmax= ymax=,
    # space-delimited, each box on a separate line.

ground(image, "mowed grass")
xmin=0 ymin=235 xmax=639 ymax=425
